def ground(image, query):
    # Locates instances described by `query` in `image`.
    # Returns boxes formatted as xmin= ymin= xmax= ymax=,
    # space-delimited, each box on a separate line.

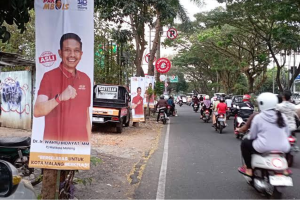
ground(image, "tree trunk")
xmin=288 ymin=62 xmax=300 ymax=89
xmin=247 ymin=76 xmax=254 ymax=93
xmin=267 ymin=42 xmax=284 ymax=92
xmin=41 ymin=169 xmax=58 ymax=199
xmin=148 ymin=9 xmax=161 ymax=76
xmin=130 ymin=15 xmax=145 ymax=77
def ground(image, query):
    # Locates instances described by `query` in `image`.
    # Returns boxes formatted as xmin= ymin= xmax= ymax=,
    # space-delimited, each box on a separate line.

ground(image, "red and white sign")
xmin=145 ymin=53 xmax=156 ymax=63
xmin=167 ymin=28 xmax=178 ymax=40
xmin=39 ymin=51 xmax=56 ymax=67
xmin=155 ymin=58 xmax=171 ymax=73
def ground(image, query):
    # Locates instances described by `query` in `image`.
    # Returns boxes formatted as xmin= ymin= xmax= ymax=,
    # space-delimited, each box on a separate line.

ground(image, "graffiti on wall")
xmin=0 ymin=77 xmax=30 ymax=115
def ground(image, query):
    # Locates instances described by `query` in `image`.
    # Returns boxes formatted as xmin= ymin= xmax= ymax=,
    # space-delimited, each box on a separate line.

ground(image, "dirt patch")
xmin=0 ymin=117 xmax=163 ymax=199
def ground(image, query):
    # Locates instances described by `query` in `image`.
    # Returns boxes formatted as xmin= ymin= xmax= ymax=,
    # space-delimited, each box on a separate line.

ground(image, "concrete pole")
xmin=272 ymin=59 xmax=275 ymax=93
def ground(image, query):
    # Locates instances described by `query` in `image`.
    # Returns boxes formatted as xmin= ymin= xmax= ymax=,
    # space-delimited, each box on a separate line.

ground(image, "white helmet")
xmin=257 ymin=92 xmax=278 ymax=111
xmin=205 ymin=95 xmax=209 ymax=99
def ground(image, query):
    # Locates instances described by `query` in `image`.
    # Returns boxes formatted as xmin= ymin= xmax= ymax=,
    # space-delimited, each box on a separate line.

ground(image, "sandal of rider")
xmin=238 ymin=166 xmax=252 ymax=177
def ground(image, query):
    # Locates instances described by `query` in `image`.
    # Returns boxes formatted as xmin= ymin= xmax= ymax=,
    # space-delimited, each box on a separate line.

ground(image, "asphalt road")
xmin=135 ymin=105 xmax=300 ymax=199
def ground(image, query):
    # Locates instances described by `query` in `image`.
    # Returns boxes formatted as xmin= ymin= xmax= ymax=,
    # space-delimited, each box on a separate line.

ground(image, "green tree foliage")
xmin=214 ymin=0 xmax=300 ymax=92
xmin=0 ymin=0 xmax=33 ymax=43
xmin=0 ymin=10 xmax=35 ymax=59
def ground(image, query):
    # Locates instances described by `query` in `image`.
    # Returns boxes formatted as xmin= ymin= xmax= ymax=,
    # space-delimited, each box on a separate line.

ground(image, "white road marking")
xmin=156 ymin=119 xmax=170 ymax=200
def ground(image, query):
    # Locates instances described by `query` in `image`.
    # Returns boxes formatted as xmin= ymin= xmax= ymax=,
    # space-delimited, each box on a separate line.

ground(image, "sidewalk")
xmin=0 ymin=118 xmax=163 ymax=199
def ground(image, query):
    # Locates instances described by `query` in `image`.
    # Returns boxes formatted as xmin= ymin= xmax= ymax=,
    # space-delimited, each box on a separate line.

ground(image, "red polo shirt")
xmin=38 ymin=63 xmax=91 ymax=141
xmin=132 ymin=95 xmax=144 ymax=115
xmin=217 ymin=102 xmax=227 ymax=114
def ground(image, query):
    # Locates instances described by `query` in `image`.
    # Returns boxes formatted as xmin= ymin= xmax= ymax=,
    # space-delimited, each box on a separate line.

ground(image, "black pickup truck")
xmin=92 ymin=84 xmax=131 ymax=133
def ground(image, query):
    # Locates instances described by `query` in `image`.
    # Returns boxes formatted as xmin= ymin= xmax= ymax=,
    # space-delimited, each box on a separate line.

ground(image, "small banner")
xmin=29 ymin=0 xmax=94 ymax=170
xmin=130 ymin=77 xmax=145 ymax=122
xmin=143 ymin=75 xmax=155 ymax=108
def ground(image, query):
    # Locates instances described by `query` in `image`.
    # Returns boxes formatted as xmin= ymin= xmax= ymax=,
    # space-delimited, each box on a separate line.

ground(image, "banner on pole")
xmin=144 ymin=75 xmax=155 ymax=108
xmin=29 ymin=0 xmax=94 ymax=170
xmin=130 ymin=77 xmax=145 ymax=122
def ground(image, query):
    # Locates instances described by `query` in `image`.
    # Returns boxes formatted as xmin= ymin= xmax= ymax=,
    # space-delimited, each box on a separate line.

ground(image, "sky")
xmin=142 ymin=0 xmax=225 ymax=72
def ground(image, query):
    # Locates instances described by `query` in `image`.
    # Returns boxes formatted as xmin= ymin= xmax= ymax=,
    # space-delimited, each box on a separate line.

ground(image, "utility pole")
xmin=156 ymin=29 xmax=161 ymax=82
xmin=272 ymin=59 xmax=275 ymax=93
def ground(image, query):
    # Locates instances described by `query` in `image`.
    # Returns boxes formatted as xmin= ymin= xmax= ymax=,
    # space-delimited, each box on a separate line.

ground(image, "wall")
xmin=0 ymin=71 xmax=32 ymax=130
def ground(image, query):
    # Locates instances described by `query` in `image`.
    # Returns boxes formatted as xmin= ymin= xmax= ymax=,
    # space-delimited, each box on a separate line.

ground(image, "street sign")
xmin=155 ymin=58 xmax=171 ymax=73
xmin=160 ymin=75 xmax=166 ymax=81
xmin=296 ymin=75 xmax=300 ymax=80
xmin=167 ymin=28 xmax=178 ymax=40
xmin=145 ymin=53 xmax=156 ymax=63
xmin=169 ymin=75 xmax=179 ymax=83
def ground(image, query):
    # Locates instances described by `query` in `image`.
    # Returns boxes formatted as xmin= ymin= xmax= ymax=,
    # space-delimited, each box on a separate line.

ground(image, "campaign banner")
xmin=94 ymin=85 xmax=118 ymax=99
xmin=29 ymin=0 xmax=94 ymax=170
xmin=143 ymin=75 xmax=155 ymax=108
xmin=130 ymin=77 xmax=145 ymax=122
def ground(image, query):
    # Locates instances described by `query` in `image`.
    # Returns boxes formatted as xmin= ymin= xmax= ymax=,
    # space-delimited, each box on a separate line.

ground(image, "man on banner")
xmin=132 ymin=87 xmax=144 ymax=117
xmin=34 ymin=33 xmax=91 ymax=142
xmin=145 ymin=82 xmax=155 ymax=104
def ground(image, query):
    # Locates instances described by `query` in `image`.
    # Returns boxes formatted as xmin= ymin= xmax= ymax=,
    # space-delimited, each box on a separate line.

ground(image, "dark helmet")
xmin=220 ymin=97 xmax=225 ymax=102
xmin=160 ymin=95 xmax=164 ymax=99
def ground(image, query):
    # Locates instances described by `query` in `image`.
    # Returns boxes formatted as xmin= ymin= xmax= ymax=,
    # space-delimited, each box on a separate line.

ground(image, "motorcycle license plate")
xmin=269 ymin=175 xmax=293 ymax=186
xmin=218 ymin=118 xmax=225 ymax=121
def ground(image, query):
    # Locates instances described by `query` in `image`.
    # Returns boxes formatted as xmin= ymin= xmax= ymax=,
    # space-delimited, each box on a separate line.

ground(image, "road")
xmin=135 ymin=105 xmax=300 ymax=199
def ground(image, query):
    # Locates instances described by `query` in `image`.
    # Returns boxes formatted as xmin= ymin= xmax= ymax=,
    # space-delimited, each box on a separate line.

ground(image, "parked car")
xmin=92 ymin=84 xmax=131 ymax=133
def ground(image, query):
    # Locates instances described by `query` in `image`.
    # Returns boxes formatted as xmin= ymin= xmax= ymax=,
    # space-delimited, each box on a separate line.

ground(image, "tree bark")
xmin=148 ymin=9 xmax=161 ymax=76
xmin=41 ymin=169 xmax=58 ymax=199
xmin=130 ymin=14 xmax=145 ymax=77
xmin=267 ymin=42 xmax=285 ymax=92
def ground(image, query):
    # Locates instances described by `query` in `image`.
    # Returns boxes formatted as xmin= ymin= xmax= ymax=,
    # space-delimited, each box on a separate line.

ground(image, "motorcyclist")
xmin=167 ymin=95 xmax=175 ymax=115
xmin=238 ymin=92 xmax=291 ymax=177
xmin=156 ymin=95 xmax=168 ymax=122
xmin=212 ymin=96 xmax=220 ymax=126
xmin=199 ymin=95 xmax=204 ymax=102
xmin=276 ymin=91 xmax=298 ymax=134
xmin=200 ymin=95 xmax=212 ymax=118
xmin=217 ymin=97 xmax=228 ymax=126
xmin=225 ymin=95 xmax=232 ymax=108
xmin=177 ymin=95 xmax=183 ymax=105
xmin=192 ymin=95 xmax=200 ymax=108
xmin=234 ymin=94 xmax=254 ymax=130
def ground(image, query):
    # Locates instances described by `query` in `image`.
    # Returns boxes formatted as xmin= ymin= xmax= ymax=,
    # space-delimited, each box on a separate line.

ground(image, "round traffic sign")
xmin=155 ymin=58 xmax=171 ymax=73
xmin=167 ymin=28 xmax=178 ymax=39
xmin=145 ymin=53 xmax=156 ymax=63
xmin=159 ymin=75 xmax=166 ymax=82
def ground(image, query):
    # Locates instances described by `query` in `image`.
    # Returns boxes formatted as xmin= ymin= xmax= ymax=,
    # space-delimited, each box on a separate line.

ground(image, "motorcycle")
xmin=286 ymin=134 xmax=299 ymax=167
xmin=167 ymin=105 xmax=171 ymax=117
xmin=157 ymin=107 xmax=167 ymax=124
xmin=0 ymin=137 xmax=42 ymax=186
xmin=179 ymin=100 xmax=183 ymax=107
xmin=0 ymin=160 xmax=36 ymax=199
xmin=234 ymin=116 xmax=249 ymax=139
xmin=240 ymin=135 xmax=293 ymax=198
xmin=226 ymin=107 xmax=231 ymax=120
xmin=193 ymin=103 xmax=199 ymax=113
xmin=202 ymin=109 xmax=211 ymax=123
xmin=215 ymin=114 xmax=226 ymax=134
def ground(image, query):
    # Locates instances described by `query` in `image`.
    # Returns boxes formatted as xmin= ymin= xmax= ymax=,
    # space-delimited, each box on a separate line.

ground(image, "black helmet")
xmin=220 ymin=97 xmax=225 ymax=102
